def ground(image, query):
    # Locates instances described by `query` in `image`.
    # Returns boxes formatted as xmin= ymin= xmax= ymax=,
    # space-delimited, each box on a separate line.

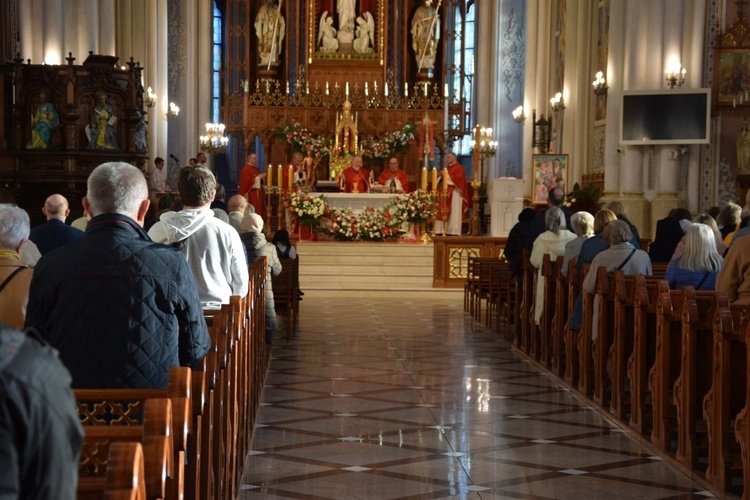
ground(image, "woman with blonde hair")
xmin=561 ymin=211 xmax=594 ymax=277
xmin=671 ymin=214 xmax=727 ymax=261
xmin=666 ymin=224 xmax=723 ymax=290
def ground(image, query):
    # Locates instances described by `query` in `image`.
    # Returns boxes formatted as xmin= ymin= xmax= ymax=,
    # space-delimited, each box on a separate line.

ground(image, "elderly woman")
xmin=561 ymin=211 xmax=594 ymax=277
xmin=583 ymin=220 xmax=652 ymax=340
xmin=0 ymin=205 xmax=34 ymax=329
xmin=666 ymin=223 xmax=723 ymax=290
xmin=717 ymin=202 xmax=742 ymax=240
xmin=529 ymin=207 xmax=576 ymax=325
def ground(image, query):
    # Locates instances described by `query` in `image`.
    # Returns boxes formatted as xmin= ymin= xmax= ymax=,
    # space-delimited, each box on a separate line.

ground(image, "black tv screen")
xmin=620 ymin=89 xmax=710 ymax=145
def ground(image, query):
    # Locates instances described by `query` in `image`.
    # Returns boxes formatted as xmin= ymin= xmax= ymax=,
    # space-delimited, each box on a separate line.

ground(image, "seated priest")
xmin=338 ymin=155 xmax=370 ymax=193
xmin=377 ymin=157 xmax=410 ymax=193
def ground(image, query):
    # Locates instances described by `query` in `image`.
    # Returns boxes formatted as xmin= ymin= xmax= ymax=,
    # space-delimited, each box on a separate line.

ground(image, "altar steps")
xmin=295 ymin=241 xmax=461 ymax=298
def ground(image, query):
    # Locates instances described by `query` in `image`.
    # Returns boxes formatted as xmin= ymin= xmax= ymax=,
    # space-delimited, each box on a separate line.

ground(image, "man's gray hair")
xmin=0 ymin=204 xmax=30 ymax=250
xmin=545 ymin=206 xmax=566 ymax=234
xmin=87 ymin=162 xmax=148 ymax=217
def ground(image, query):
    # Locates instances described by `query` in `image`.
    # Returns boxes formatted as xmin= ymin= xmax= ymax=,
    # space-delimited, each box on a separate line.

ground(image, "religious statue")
xmin=318 ymin=12 xmax=340 ymax=52
xmin=352 ymin=12 xmax=374 ymax=53
xmin=411 ymin=0 xmax=440 ymax=72
xmin=26 ymin=89 xmax=59 ymax=150
xmin=337 ymin=0 xmax=356 ymax=48
xmin=739 ymin=122 xmax=750 ymax=174
xmin=86 ymin=90 xmax=118 ymax=150
xmin=134 ymin=111 xmax=148 ymax=153
xmin=255 ymin=0 xmax=286 ymax=67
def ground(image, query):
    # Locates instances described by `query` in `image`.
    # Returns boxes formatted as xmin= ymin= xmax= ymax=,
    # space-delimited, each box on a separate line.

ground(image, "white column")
xmin=98 ymin=0 xmax=116 ymax=55
xmin=78 ymin=0 xmax=98 ymax=57
xmin=62 ymin=0 xmax=80 ymax=62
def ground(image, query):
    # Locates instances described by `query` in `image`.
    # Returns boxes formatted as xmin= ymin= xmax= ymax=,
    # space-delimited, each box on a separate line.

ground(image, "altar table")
xmin=310 ymin=192 xmax=399 ymax=212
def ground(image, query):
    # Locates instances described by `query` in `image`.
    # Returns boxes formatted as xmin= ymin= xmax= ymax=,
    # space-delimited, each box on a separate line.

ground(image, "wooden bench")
xmin=273 ymin=257 xmax=300 ymax=341
xmin=629 ymin=276 xmax=669 ymax=435
xmin=564 ymin=259 xmax=580 ymax=385
xmin=578 ymin=263 xmax=594 ymax=397
xmin=592 ymin=266 xmax=617 ymax=408
xmin=673 ymin=289 xmax=724 ymax=472
xmin=704 ymin=302 xmax=747 ymax=495
xmin=520 ymin=249 xmax=534 ymax=355
xmin=538 ymin=255 xmax=562 ymax=368
xmin=77 ymin=397 xmax=173 ymax=500
xmin=550 ymin=257 xmax=568 ymax=377
xmin=610 ymin=271 xmax=638 ymax=420
xmin=78 ymin=442 xmax=147 ymax=500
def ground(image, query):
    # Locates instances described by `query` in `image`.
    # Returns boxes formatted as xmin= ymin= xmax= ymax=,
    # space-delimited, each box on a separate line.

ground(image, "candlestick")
xmin=288 ymin=165 xmax=294 ymax=191
xmin=421 ymin=167 xmax=427 ymax=191
xmin=431 ymin=167 xmax=438 ymax=191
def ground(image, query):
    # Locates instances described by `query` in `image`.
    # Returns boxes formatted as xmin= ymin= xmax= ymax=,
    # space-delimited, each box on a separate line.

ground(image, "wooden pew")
xmin=564 ymin=259 xmax=580 ymax=385
xmin=673 ymin=289 xmax=724 ymax=472
xmin=704 ymin=303 xmax=747 ymax=495
xmin=78 ymin=442 xmax=147 ymax=500
xmin=512 ymin=265 xmax=524 ymax=347
xmin=735 ymin=304 xmax=750 ymax=500
xmin=538 ymin=255 xmax=562 ymax=368
xmin=593 ymin=266 xmax=617 ymax=408
xmin=486 ymin=260 xmax=508 ymax=330
xmin=610 ymin=271 xmax=637 ymax=420
xmin=578 ymin=263 xmax=594 ymax=397
xmin=629 ymin=276 xmax=669 ymax=435
xmin=77 ymin=397 xmax=173 ymax=500
xmin=648 ymin=288 xmax=686 ymax=452
xmin=551 ymin=257 xmax=568 ymax=377
xmin=496 ymin=260 xmax=515 ymax=338
xmin=520 ymin=249 xmax=534 ymax=355
xmin=272 ymin=257 xmax=300 ymax=341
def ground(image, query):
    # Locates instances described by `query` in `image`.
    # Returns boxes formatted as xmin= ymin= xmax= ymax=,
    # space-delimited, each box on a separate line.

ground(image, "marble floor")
xmin=239 ymin=297 xmax=714 ymax=499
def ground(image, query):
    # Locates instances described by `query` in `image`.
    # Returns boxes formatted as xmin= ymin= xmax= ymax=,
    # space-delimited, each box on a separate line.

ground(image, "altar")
xmin=310 ymin=192 xmax=399 ymax=212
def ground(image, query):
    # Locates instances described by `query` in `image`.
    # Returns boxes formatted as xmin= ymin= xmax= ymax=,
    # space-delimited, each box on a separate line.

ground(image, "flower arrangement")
xmin=359 ymin=123 xmax=417 ymax=162
xmin=563 ymin=182 xmax=602 ymax=214
xmin=283 ymin=193 xmax=326 ymax=223
xmin=320 ymin=206 xmax=403 ymax=241
xmin=276 ymin=121 xmax=332 ymax=158
xmin=386 ymin=190 xmax=436 ymax=224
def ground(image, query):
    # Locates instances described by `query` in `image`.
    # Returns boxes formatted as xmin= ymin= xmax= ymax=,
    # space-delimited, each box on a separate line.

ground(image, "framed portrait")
xmin=714 ymin=48 xmax=750 ymax=112
xmin=531 ymin=154 xmax=568 ymax=205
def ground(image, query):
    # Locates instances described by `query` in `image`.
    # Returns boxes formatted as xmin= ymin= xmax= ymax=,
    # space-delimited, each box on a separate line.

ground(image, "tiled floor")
xmin=239 ymin=297 xmax=713 ymax=499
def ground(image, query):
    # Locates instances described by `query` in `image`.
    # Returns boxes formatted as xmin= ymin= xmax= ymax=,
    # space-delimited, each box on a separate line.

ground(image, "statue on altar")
xmin=336 ymin=0 xmax=356 ymax=47
xmin=353 ymin=12 xmax=375 ymax=53
xmin=318 ymin=12 xmax=340 ymax=52
xmin=255 ymin=0 xmax=285 ymax=67
xmin=86 ymin=90 xmax=118 ymax=150
xmin=411 ymin=0 xmax=440 ymax=72
xmin=738 ymin=121 xmax=750 ymax=173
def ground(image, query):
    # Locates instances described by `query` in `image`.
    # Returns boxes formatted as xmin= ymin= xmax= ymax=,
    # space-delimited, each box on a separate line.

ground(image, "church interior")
xmin=4 ymin=0 xmax=750 ymax=498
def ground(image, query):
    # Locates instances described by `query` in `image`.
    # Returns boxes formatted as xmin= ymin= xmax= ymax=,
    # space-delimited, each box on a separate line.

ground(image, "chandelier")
xmin=200 ymin=123 xmax=228 ymax=153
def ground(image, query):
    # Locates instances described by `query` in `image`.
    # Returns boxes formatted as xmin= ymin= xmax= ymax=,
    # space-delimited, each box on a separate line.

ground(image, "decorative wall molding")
xmin=501 ymin=7 xmax=524 ymax=103
xmin=168 ymin=0 xmax=186 ymax=99
xmin=593 ymin=123 xmax=606 ymax=172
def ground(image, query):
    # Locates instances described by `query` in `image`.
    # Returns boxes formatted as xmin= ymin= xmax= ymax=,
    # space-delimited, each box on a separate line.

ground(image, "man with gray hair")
xmin=0 ymin=204 xmax=34 ymax=329
xmin=25 ymin=162 xmax=211 ymax=389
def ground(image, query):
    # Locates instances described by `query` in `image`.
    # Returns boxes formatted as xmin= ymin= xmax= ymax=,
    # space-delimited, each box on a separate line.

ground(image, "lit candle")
xmin=385 ymin=82 xmax=389 ymax=97
xmin=326 ymin=81 xmax=330 ymax=95
xmin=442 ymin=168 xmax=449 ymax=194
xmin=346 ymin=81 xmax=349 ymax=96
xmin=286 ymin=81 xmax=290 ymax=94
xmin=288 ymin=165 xmax=294 ymax=190
xmin=306 ymin=82 xmax=309 ymax=95
xmin=365 ymin=82 xmax=369 ymax=96
xmin=405 ymin=82 xmax=409 ymax=97
xmin=444 ymin=83 xmax=448 ymax=98
xmin=278 ymin=164 xmax=283 ymax=188
xmin=431 ymin=167 xmax=438 ymax=191
xmin=421 ymin=167 xmax=427 ymax=191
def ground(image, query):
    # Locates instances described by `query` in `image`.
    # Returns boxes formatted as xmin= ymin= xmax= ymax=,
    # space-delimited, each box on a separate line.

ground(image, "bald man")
xmin=28 ymin=194 xmax=84 ymax=255
xmin=227 ymin=194 xmax=249 ymax=233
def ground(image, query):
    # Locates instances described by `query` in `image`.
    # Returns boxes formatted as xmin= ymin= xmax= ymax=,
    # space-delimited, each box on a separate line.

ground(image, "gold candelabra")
xmin=468 ymin=125 xmax=497 ymax=236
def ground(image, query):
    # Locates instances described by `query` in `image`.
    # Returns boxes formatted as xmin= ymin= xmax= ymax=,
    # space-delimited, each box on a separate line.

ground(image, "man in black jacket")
xmin=25 ymin=162 xmax=211 ymax=389
xmin=0 ymin=324 xmax=83 ymax=499
xmin=526 ymin=186 xmax=574 ymax=249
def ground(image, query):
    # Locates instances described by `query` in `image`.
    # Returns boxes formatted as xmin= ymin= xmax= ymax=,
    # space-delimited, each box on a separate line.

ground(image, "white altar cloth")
xmin=310 ymin=192 xmax=399 ymax=212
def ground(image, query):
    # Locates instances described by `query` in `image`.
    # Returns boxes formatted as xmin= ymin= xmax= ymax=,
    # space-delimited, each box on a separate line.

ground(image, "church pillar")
xmin=77 ymin=0 xmax=98 ymax=57
xmin=42 ymin=0 xmax=63 ymax=63
xmin=98 ymin=0 xmax=116 ymax=56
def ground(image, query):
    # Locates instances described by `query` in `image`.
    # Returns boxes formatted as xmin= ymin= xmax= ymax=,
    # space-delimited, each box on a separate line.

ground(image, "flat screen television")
xmin=620 ymin=89 xmax=711 ymax=145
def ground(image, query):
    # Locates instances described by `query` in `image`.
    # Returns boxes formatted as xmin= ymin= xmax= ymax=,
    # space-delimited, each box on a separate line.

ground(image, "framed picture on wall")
xmin=531 ymin=154 xmax=568 ymax=205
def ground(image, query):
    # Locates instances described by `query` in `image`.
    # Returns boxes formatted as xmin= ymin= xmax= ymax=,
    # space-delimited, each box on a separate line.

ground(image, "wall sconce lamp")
xmin=592 ymin=71 xmax=607 ymax=95
xmin=512 ymin=105 xmax=526 ymax=123
xmin=166 ymin=102 xmax=180 ymax=119
xmin=550 ymin=92 xmax=565 ymax=112
xmin=665 ymin=64 xmax=686 ymax=89
xmin=144 ymin=87 xmax=156 ymax=108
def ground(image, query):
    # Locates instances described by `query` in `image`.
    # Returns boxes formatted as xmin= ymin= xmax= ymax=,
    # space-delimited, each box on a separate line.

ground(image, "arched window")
xmin=212 ymin=2 xmax=224 ymax=123
xmin=447 ymin=1 xmax=475 ymax=156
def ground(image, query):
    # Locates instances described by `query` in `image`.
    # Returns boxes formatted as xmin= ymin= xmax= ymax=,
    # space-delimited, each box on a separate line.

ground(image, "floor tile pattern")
xmin=240 ymin=297 xmax=711 ymax=499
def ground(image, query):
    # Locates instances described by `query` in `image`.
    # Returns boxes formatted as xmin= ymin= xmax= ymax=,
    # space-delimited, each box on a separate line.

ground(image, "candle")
xmin=306 ymin=81 xmax=309 ymax=95
xmin=442 ymin=168 xmax=449 ymax=194
xmin=288 ymin=165 xmax=294 ymax=190
xmin=365 ymin=82 xmax=369 ymax=96
xmin=431 ymin=167 xmax=438 ymax=191
xmin=421 ymin=167 xmax=427 ymax=191
xmin=326 ymin=81 xmax=330 ymax=95
xmin=374 ymin=81 xmax=378 ymax=93
xmin=286 ymin=81 xmax=290 ymax=94
xmin=444 ymin=83 xmax=448 ymax=98
xmin=346 ymin=81 xmax=349 ymax=96
xmin=385 ymin=82 xmax=389 ymax=97
xmin=405 ymin=82 xmax=409 ymax=97
xmin=278 ymin=164 xmax=283 ymax=188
